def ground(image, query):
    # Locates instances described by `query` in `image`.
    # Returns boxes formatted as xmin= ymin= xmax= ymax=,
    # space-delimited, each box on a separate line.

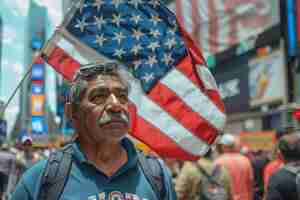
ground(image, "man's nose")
xmin=106 ymin=93 xmax=122 ymax=111
xmin=108 ymin=93 xmax=119 ymax=104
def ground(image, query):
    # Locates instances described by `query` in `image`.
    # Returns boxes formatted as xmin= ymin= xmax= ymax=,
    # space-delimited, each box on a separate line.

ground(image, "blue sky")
xmin=0 ymin=0 xmax=63 ymax=136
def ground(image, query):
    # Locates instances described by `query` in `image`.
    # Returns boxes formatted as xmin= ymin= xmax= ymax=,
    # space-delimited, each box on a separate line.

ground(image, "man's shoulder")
xmin=269 ymin=166 xmax=295 ymax=184
xmin=11 ymin=159 xmax=47 ymax=199
xmin=20 ymin=159 xmax=47 ymax=186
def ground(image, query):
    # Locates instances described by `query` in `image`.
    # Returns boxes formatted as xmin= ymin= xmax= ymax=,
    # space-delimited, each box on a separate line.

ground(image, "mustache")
xmin=97 ymin=111 xmax=129 ymax=126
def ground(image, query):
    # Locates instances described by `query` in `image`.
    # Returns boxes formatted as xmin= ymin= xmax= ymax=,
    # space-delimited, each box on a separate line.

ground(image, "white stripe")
xmin=180 ymin=0 xmax=193 ymax=33
xmin=161 ymin=68 xmax=226 ymax=130
xmin=128 ymin=78 xmax=210 ymax=156
xmin=57 ymin=37 xmax=89 ymax=64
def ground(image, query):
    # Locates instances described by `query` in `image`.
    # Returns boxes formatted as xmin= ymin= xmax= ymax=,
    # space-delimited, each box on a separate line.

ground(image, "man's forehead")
xmin=88 ymin=74 xmax=127 ymax=89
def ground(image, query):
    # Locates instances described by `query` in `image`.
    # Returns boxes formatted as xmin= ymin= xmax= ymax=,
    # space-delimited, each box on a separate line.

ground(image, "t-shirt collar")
xmin=71 ymin=137 xmax=138 ymax=171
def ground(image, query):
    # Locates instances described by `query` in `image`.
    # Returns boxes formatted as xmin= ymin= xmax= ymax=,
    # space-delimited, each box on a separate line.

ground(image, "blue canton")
xmin=65 ymin=0 xmax=187 ymax=92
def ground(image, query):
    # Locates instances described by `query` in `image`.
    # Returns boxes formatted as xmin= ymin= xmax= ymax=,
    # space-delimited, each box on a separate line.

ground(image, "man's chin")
xmin=101 ymin=125 xmax=128 ymax=138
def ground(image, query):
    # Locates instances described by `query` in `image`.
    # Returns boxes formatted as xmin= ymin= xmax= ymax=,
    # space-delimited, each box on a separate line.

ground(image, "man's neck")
xmin=79 ymin=136 xmax=128 ymax=176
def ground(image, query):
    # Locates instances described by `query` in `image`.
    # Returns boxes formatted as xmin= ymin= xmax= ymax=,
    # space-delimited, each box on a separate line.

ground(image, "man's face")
xmin=76 ymin=74 xmax=130 ymax=143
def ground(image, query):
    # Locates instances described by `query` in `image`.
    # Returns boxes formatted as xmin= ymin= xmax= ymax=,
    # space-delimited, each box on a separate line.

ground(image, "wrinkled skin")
xmin=75 ymin=74 xmax=130 ymax=144
xmin=69 ymin=74 xmax=130 ymax=176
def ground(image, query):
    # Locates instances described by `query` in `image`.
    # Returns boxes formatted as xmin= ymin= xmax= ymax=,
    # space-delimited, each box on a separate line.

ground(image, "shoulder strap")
xmin=137 ymin=152 xmax=165 ymax=200
xmin=37 ymin=145 xmax=73 ymax=200
xmin=196 ymin=163 xmax=222 ymax=186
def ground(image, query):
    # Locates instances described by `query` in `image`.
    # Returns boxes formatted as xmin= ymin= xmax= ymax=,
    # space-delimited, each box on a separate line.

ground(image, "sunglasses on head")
xmin=74 ymin=62 xmax=118 ymax=81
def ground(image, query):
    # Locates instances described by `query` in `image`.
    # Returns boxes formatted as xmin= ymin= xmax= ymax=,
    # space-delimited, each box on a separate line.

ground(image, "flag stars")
xmin=167 ymin=27 xmax=177 ymax=35
xmin=113 ymin=31 xmax=126 ymax=44
xmin=150 ymin=15 xmax=162 ymax=26
xmin=146 ymin=55 xmax=157 ymax=67
xmin=165 ymin=38 xmax=177 ymax=49
xmin=131 ymin=15 xmax=142 ymax=25
xmin=75 ymin=18 xmax=88 ymax=32
xmin=112 ymin=14 xmax=124 ymax=27
xmin=149 ymin=0 xmax=160 ymax=8
xmin=150 ymin=29 xmax=161 ymax=38
xmin=111 ymin=0 xmax=124 ymax=9
xmin=142 ymin=73 xmax=155 ymax=83
xmin=131 ymin=44 xmax=143 ymax=55
xmin=94 ymin=16 xmax=106 ymax=30
xmin=93 ymin=0 xmax=105 ymax=11
xmin=147 ymin=41 xmax=160 ymax=52
xmin=129 ymin=0 xmax=143 ymax=8
xmin=113 ymin=48 xmax=126 ymax=59
xmin=163 ymin=54 xmax=173 ymax=65
xmin=94 ymin=34 xmax=106 ymax=47
xmin=132 ymin=29 xmax=144 ymax=41
xmin=76 ymin=1 xmax=86 ymax=13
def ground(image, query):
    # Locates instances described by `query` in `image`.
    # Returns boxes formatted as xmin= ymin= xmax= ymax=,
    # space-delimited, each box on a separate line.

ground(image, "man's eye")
xmin=117 ymin=93 xmax=128 ymax=103
xmin=91 ymin=94 xmax=107 ymax=103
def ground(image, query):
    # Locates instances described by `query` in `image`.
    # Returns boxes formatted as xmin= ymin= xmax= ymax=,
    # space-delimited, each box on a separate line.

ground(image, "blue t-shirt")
xmin=11 ymin=138 xmax=176 ymax=200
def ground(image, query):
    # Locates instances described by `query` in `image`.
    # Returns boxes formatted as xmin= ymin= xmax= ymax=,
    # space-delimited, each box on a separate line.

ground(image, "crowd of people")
xmin=1 ymin=61 xmax=300 ymax=200
xmin=166 ymin=128 xmax=300 ymax=200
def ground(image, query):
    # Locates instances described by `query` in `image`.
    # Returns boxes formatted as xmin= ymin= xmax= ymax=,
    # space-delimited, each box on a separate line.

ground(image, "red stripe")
xmin=226 ymin=2 xmax=238 ymax=46
xmin=175 ymin=0 xmax=184 ymax=26
xmin=148 ymin=79 xmax=218 ymax=144
xmin=191 ymin=0 xmax=201 ymax=49
xmin=32 ymin=80 xmax=44 ymax=85
xmin=177 ymin=21 xmax=206 ymax=65
xmin=133 ymin=114 xmax=199 ymax=161
xmin=176 ymin=55 xmax=225 ymax=112
xmin=44 ymin=46 xmax=80 ymax=81
xmin=208 ymin=0 xmax=219 ymax=53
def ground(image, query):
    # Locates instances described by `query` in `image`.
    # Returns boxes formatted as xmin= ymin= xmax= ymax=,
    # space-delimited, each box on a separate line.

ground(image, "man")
xmin=214 ymin=134 xmax=254 ymax=200
xmin=262 ymin=127 xmax=287 ymax=198
xmin=175 ymin=149 xmax=231 ymax=200
xmin=266 ymin=132 xmax=300 ymax=200
xmin=0 ymin=144 xmax=19 ymax=200
xmin=11 ymin=62 xmax=175 ymax=200
xmin=18 ymin=136 xmax=35 ymax=169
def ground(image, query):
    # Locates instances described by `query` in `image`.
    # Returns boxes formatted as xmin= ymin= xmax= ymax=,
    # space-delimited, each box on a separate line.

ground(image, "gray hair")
xmin=68 ymin=62 xmax=131 ymax=112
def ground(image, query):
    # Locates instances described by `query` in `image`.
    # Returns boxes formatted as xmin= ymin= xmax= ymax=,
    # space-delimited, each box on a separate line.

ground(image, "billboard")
xmin=32 ymin=83 xmax=44 ymax=95
xmin=31 ymin=63 xmax=45 ymax=81
xmin=214 ymin=54 xmax=250 ymax=114
xmin=239 ymin=131 xmax=276 ymax=151
xmin=248 ymin=47 xmax=287 ymax=106
xmin=31 ymin=116 xmax=47 ymax=135
xmin=31 ymin=95 xmax=45 ymax=116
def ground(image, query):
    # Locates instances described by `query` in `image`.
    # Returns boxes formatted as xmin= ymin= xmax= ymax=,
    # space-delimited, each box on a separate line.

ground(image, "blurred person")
xmin=262 ymin=128 xmax=287 ymax=199
xmin=16 ymin=136 xmax=35 ymax=169
xmin=0 ymin=144 xmax=19 ymax=200
xmin=164 ymin=158 xmax=182 ymax=181
xmin=11 ymin=62 xmax=175 ymax=200
xmin=215 ymin=133 xmax=254 ymax=200
xmin=266 ymin=132 xmax=300 ymax=200
xmin=175 ymin=148 xmax=231 ymax=200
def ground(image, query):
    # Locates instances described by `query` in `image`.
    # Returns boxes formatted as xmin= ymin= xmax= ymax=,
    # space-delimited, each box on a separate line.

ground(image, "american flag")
xmin=174 ymin=0 xmax=276 ymax=58
xmin=42 ymin=0 xmax=226 ymax=160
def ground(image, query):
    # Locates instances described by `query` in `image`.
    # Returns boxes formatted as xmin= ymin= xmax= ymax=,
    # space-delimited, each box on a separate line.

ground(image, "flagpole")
xmin=0 ymin=53 xmax=40 ymax=119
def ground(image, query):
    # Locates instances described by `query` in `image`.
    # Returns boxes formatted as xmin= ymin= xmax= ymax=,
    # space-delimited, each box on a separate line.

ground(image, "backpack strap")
xmin=137 ymin=152 xmax=165 ymax=200
xmin=37 ymin=145 xmax=73 ymax=200
xmin=196 ymin=163 xmax=222 ymax=186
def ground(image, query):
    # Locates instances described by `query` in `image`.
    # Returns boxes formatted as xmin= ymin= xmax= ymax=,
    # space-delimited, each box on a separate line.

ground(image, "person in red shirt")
xmin=262 ymin=127 xmax=292 ymax=198
xmin=215 ymin=133 xmax=254 ymax=200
